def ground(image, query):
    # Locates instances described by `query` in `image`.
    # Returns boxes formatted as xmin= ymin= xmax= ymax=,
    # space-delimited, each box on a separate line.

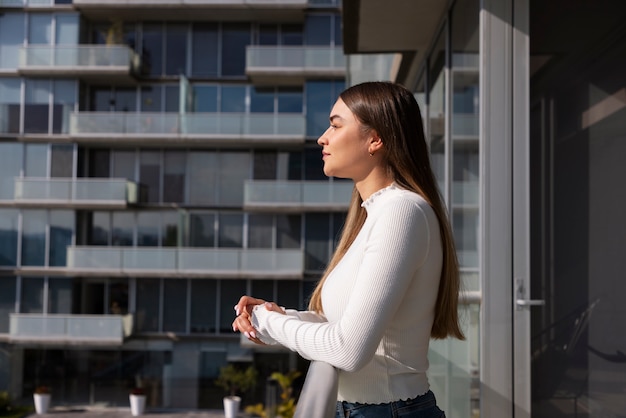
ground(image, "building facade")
xmin=0 ymin=0 xmax=351 ymax=409
xmin=343 ymin=0 xmax=626 ymax=417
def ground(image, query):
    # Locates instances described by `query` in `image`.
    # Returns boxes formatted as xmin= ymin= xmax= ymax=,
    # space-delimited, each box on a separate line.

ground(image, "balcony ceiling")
xmin=342 ymin=0 xmax=447 ymax=54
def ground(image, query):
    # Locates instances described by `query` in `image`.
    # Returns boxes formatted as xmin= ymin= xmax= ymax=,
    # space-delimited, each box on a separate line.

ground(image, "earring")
xmin=369 ymin=152 xmax=374 ymax=157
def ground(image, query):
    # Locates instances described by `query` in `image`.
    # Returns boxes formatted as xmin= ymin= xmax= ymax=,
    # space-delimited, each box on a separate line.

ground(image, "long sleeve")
xmin=252 ymin=192 xmax=434 ymax=371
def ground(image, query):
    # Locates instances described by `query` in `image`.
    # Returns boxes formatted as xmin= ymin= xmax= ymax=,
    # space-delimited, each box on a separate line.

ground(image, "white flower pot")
xmin=129 ymin=394 xmax=147 ymax=416
xmin=33 ymin=393 xmax=51 ymax=414
xmin=223 ymin=395 xmax=241 ymax=418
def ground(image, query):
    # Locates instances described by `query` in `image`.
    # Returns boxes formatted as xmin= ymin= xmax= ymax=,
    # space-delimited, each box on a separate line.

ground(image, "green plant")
xmin=245 ymin=370 xmax=301 ymax=418
xmin=0 ymin=391 xmax=31 ymax=418
xmin=215 ymin=364 xmax=258 ymax=397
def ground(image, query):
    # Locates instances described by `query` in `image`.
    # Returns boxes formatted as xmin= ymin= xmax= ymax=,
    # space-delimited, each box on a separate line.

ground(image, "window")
xmin=221 ymin=23 xmax=250 ymax=77
xmin=276 ymin=214 xmax=301 ymax=249
xmin=0 ymin=209 xmax=18 ymax=266
xmin=193 ymin=85 xmax=218 ymax=112
xmin=191 ymin=23 xmax=218 ymax=78
xmin=48 ymin=278 xmax=72 ymax=314
xmin=306 ymin=80 xmax=344 ymax=137
xmin=20 ymin=277 xmax=44 ymax=313
xmin=50 ymin=144 xmax=74 ymax=178
xmin=0 ymin=142 xmax=23 ymax=200
xmin=219 ymin=279 xmax=245 ymax=332
xmin=163 ymin=279 xmax=187 ymax=332
xmin=218 ymin=213 xmax=243 ymax=248
xmin=24 ymin=80 xmax=50 ymax=134
xmin=165 ymin=24 xmax=187 ymax=76
xmin=0 ymin=13 xmax=25 ymax=69
xmin=189 ymin=213 xmax=215 ymax=247
xmin=49 ymin=210 xmax=74 ymax=267
xmin=139 ymin=151 xmax=161 ymax=203
xmin=253 ymin=151 xmax=277 ymax=180
xmin=250 ymin=87 xmax=275 ymax=113
xmin=90 ymin=212 xmax=110 ymax=245
xmin=190 ymin=280 xmax=216 ymax=333
xmin=161 ymin=211 xmax=178 ymax=247
xmin=164 ymin=152 xmax=186 ymax=203
xmin=0 ymin=277 xmax=16 ymax=333
xmin=304 ymin=213 xmax=330 ymax=271
xmin=112 ymin=212 xmax=133 ymax=246
xmin=137 ymin=212 xmax=159 ymax=247
xmin=21 ymin=210 xmax=47 ymax=266
xmin=142 ymin=23 xmax=164 ymax=77
xmin=29 ymin=14 xmax=52 ymax=44
xmin=136 ymin=279 xmax=160 ymax=332
xmin=248 ymin=214 xmax=273 ymax=248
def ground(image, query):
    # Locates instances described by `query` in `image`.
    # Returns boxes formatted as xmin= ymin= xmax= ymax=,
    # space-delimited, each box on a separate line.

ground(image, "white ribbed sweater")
xmin=252 ymin=184 xmax=443 ymax=403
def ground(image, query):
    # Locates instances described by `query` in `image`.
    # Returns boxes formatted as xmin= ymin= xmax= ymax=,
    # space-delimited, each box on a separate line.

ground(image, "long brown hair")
xmin=308 ymin=82 xmax=464 ymax=340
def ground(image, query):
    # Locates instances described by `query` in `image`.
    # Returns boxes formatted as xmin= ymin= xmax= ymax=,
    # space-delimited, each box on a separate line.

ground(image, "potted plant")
xmin=33 ymin=386 xmax=51 ymax=414
xmin=245 ymin=370 xmax=301 ymax=418
xmin=129 ymin=387 xmax=146 ymax=416
xmin=215 ymin=364 xmax=258 ymax=418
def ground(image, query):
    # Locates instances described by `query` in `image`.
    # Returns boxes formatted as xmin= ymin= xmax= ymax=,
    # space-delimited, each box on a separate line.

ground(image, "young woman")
xmin=233 ymin=81 xmax=464 ymax=418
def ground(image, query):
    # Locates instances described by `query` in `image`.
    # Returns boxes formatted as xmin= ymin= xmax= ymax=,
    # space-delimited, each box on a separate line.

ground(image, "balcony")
xmin=66 ymin=247 xmax=304 ymax=279
xmin=9 ymin=313 xmax=133 ymax=345
xmin=246 ymin=46 xmax=345 ymax=85
xmin=244 ymin=180 xmax=352 ymax=211
xmin=18 ymin=45 xmax=140 ymax=84
xmin=69 ymin=112 xmax=306 ymax=146
xmin=72 ymin=0 xmax=308 ymax=22
xmin=5 ymin=177 xmax=138 ymax=209
xmin=0 ymin=0 xmax=69 ymax=7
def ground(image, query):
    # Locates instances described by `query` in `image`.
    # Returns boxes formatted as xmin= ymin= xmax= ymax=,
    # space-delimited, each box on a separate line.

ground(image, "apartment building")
xmin=0 ymin=0 xmax=349 ymax=409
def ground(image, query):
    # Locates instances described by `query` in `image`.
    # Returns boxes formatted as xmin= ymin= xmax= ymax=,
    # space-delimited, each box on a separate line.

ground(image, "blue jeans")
xmin=335 ymin=390 xmax=445 ymax=418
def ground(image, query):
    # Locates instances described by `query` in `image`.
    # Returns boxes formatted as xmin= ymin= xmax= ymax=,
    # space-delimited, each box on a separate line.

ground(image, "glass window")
xmin=163 ymin=151 xmax=185 ymax=203
xmin=113 ymin=88 xmax=137 ymax=112
xmin=193 ymin=85 xmax=218 ymax=112
xmin=0 ymin=13 xmax=26 ymax=69
xmin=111 ymin=212 xmax=133 ymax=246
xmin=218 ymin=152 xmax=250 ymax=206
xmin=191 ymin=23 xmax=218 ymax=78
xmin=221 ymin=23 xmax=250 ymax=76
xmin=161 ymin=211 xmax=178 ymax=247
xmin=137 ymin=212 xmax=159 ymax=247
xmin=55 ymin=13 xmax=79 ymax=45
xmin=109 ymin=279 xmax=128 ymax=315
xmin=428 ymin=31 xmax=447 ymax=192
xmin=21 ymin=210 xmax=47 ymax=266
xmin=276 ymin=214 xmax=301 ymax=249
xmin=165 ymin=24 xmax=187 ymax=76
xmin=218 ymin=213 xmax=243 ymax=248
xmin=250 ymin=87 xmax=274 ymax=113
xmin=304 ymin=213 xmax=329 ymax=271
xmin=20 ymin=277 xmax=44 ymax=313
xmin=277 ymin=280 xmax=300 ymax=310
xmin=142 ymin=23 xmax=164 ymax=77
xmin=189 ymin=213 xmax=215 ymax=247
xmin=163 ymin=279 xmax=187 ymax=332
xmin=0 ymin=142 xmax=23 ymax=200
xmin=0 ymin=209 xmax=19 ymax=266
xmin=53 ymin=80 xmax=76 ymax=134
xmin=136 ymin=279 xmax=160 ymax=332
xmin=112 ymin=150 xmax=136 ymax=180
xmin=139 ymin=151 xmax=161 ymax=203
xmin=190 ymin=280 xmax=216 ymax=333
xmin=140 ymin=85 xmax=163 ymax=112
xmin=48 ymin=278 xmax=72 ymax=314
xmin=90 ymin=211 xmax=110 ymax=245
xmin=277 ymin=87 xmax=303 ymax=113
xmin=248 ymin=214 xmax=273 ymax=248
xmin=25 ymin=143 xmax=48 ymax=177
xmin=0 ymin=277 xmax=16 ymax=333
xmin=188 ymin=152 xmax=217 ymax=205
xmin=24 ymin=80 xmax=50 ymax=134
xmin=50 ymin=144 xmax=74 ymax=178
xmin=29 ymin=14 xmax=52 ymax=44
xmin=253 ymin=151 xmax=277 ymax=180
xmin=306 ymin=80 xmax=344 ymax=137
xmin=49 ymin=210 xmax=74 ymax=267
xmin=89 ymin=150 xmax=110 ymax=178
xmin=0 ymin=78 xmax=21 ymax=133
xmin=251 ymin=280 xmax=274 ymax=302
xmin=281 ymin=24 xmax=303 ymax=45
xmin=219 ymin=279 xmax=245 ymax=332
xmin=164 ymin=85 xmax=180 ymax=112
xmin=305 ymin=15 xmax=331 ymax=45
xmin=304 ymin=147 xmax=325 ymax=180
xmin=220 ymin=85 xmax=246 ymax=113
xmin=258 ymin=24 xmax=278 ymax=45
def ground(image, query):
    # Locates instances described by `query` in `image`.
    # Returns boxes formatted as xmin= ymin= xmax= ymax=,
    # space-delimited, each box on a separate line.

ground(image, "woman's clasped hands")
xmin=232 ymin=295 xmax=285 ymax=345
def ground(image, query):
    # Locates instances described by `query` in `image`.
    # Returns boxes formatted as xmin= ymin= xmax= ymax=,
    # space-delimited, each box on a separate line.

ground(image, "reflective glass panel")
xmin=163 ymin=279 xmax=187 ymax=333
xmin=0 ymin=209 xmax=18 ymax=266
xmin=0 ymin=277 xmax=16 ymax=333
xmin=219 ymin=279 xmax=245 ymax=333
xmin=190 ymin=280 xmax=216 ymax=333
xmin=248 ymin=214 xmax=273 ymax=249
xmin=21 ymin=210 xmax=46 ymax=266
xmin=191 ymin=23 xmax=218 ymax=78
xmin=20 ymin=277 xmax=44 ymax=313
xmin=136 ymin=279 xmax=160 ymax=332
xmin=189 ymin=213 xmax=215 ymax=247
xmin=49 ymin=210 xmax=74 ymax=267
xmin=218 ymin=213 xmax=243 ymax=248
xmin=221 ymin=23 xmax=250 ymax=76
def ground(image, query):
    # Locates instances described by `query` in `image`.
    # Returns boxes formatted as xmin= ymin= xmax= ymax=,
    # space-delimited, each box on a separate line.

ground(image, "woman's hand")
xmin=232 ymin=295 xmax=286 ymax=345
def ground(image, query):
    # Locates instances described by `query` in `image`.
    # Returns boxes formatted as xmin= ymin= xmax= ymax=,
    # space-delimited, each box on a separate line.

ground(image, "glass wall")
xmin=416 ymin=0 xmax=480 ymax=416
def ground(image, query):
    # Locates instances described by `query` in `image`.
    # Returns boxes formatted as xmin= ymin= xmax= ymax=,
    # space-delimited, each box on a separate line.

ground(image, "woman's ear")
xmin=368 ymin=133 xmax=384 ymax=155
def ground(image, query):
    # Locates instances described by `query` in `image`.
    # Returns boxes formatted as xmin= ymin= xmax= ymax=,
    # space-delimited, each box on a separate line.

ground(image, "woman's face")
xmin=317 ymin=98 xmax=374 ymax=180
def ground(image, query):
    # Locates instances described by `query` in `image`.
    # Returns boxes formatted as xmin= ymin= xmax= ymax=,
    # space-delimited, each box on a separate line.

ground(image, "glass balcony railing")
xmin=244 ymin=180 xmax=353 ymax=210
xmin=66 ymin=247 xmax=304 ymax=278
xmin=246 ymin=46 xmax=345 ymax=82
xmin=69 ymin=112 xmax=306 ymax=142
xmin=18 ymin=45 xmax=140 ymax=75
xmin=13 ymin=177 xmax=138 ymax=206
xmin=0 ymin=0 xmax=55 ymax=6
xmin=9 ymin=313 xmax=133 ymax=344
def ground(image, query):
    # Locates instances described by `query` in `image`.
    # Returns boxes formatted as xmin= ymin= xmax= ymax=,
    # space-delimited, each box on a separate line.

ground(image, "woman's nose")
xmin=317 ymin=131 xmax=329 ymax=146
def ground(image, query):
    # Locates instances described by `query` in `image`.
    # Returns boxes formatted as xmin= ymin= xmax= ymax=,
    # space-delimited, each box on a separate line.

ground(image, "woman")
xmin=233 ymin=81 xmax=464 ymax=417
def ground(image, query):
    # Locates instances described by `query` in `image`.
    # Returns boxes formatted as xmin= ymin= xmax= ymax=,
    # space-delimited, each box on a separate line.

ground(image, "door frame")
xmin=479 ymin=0 xmax=530 ymax=416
